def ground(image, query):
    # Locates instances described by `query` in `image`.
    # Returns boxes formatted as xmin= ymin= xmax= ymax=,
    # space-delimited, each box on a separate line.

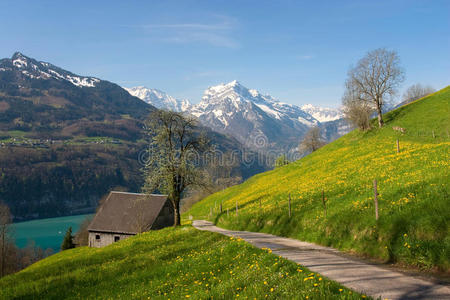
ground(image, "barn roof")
xmin=88 ymin=191 xmax=168 ymax=235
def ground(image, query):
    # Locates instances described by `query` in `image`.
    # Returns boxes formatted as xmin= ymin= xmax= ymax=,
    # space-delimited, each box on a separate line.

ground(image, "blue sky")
xmin=0 ymin=0 xmax=449 ymax=107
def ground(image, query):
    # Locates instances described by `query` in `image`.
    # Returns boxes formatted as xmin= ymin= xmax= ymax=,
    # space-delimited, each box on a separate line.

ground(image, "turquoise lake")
xmin=12 ymin=214 xmax=93 ymax=252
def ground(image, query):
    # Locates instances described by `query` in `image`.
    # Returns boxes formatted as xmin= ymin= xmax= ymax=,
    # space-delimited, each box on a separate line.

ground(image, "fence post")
xmin=373 ymin=180 xmax=379 ymax=221
xmin=322 ymin=189 xmax=327 ymax=218
xmin=220 ymin=202 xmax=222 ymax=213
xmin=236 ymin=200 xmax=238 ymax=217
xmin=432 ymin=130 xmax=436 ymax=138
xmin=227 ymin=208 xmax=229 ymax=217
xmin=288 ymin=193 xmax=291 ymax=218
xmin=396 ymin=139 xmax=400 ymax=153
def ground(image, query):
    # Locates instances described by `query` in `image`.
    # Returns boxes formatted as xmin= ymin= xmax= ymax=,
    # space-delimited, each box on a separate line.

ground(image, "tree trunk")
xmin=172 ymin=196 xmax=181 ymax=227
xmin=173 ymin=207 xmax=181 ymax=227
xmin=376 ymin=100 xmax=384 ymax=127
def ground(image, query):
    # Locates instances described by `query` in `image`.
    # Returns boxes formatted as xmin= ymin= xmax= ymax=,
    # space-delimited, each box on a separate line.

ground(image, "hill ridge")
xmin=187 ymin=86 xmax=450 ymax=271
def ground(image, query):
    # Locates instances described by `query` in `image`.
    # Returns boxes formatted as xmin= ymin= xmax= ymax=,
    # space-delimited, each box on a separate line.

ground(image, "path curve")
xmin=193 ymin=220 xmax=450 ymax=300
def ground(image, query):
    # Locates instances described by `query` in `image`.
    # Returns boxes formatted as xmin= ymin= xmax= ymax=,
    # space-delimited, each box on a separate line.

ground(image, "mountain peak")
xmin=12 ymin=51 xmax=27 ymax=59
xmin=11 ymin=51 xmax=30 ymax=68
xmin=124 ymin=86 xmax=191 ymax=112
xmin=228 ymin=80 xmax=240 ymax=87
xmin=0 ymin=52 xmax=100 ymax=88
xmin=300 ymin=104 xmax=343 ymax=122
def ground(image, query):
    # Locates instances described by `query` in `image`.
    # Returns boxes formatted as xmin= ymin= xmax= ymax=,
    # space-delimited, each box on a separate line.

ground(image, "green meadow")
xmin=0 ymin=226 xmax=366 ymax=299
xmin=187 ymin=87 xmax=450 ymax=272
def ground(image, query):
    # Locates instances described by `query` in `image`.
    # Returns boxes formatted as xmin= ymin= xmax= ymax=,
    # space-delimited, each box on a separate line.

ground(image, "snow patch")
xmin=13 ymin=58 xmax=28 ymax=68
xmin=124 ymin=86 xmax=192 ymax=112
xmin=301 ymin=104 xmax=343 ymax=122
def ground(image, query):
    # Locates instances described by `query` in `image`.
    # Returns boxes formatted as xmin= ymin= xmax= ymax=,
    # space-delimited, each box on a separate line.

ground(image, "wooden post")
xmin=288 ymin=193 xmax=291 ymax=218
xmin=220 ymin=202 xmax=222 ymax=213
xmin=396 ymin=139 xmax=400 ymax=153
xmin=322 ymin=189 xmax=327 ymax=218
xmin=227 ymin=208 xmax=229 ymax=216
xmin=236 ymin=200 xmax=238 ymax=217
xmin=432 ymin=130 xmax=435 ymax=138
xmin=373 ymin=180 xmax=379 ymax=221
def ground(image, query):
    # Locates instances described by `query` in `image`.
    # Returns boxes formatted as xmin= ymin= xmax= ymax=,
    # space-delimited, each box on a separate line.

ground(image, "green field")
xmin=12 ymin=214 xmax=92 ymax=251
xmin=0 ymin=226 xmax=366 ymax=299
xmin=187 ymin=86 xmax=450 ymax=272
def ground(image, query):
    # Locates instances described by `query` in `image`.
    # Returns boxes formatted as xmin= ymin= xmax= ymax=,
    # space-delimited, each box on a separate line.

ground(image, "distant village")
xmin=0 ymin=137 xmax=123 ymax=148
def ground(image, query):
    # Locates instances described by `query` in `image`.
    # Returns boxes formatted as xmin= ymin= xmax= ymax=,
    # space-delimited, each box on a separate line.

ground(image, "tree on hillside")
xmin=402 ymin=83 xmax=435 ymax=104
xmin=143 ymin=110 xmax=210 ymax=226
xmin=341 ymin=84 xmax=374 ymax=131
xmin=345 ymin=48 xmax=405 ymax=128
xmin=299 ymin=126 xmax=325 ymax=153
xmin=61 ymin=227 xmax=75 ymax=250
xmin=0 ymin=203 xmax=13 ymax=277
xmin=275 ymin=154 xmax=289 ymax=168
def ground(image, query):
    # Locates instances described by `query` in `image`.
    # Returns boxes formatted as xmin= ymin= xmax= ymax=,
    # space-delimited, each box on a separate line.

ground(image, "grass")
xmin=186 ymin=86 xmax=450 ymax=272
xmin=0 ymin=226 xmax=367 ymax=299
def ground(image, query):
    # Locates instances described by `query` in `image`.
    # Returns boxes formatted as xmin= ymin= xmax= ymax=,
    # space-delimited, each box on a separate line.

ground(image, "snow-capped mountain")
xmin=0 ymin=52 xmax=100 ymax=87
xmin=124 ymin=86 xmax=191 ymax=112
xmin=125 ymin=80 xmax=352 ymax=153
xmin=187 ymin=80 xmax=320 ymax=152
xmin=301 ymin=104 xmax=343 ymax=122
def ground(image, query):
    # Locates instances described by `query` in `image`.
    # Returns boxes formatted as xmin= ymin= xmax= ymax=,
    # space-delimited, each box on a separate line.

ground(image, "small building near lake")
xmin=88 ymin=191 xmax=173 ymax=248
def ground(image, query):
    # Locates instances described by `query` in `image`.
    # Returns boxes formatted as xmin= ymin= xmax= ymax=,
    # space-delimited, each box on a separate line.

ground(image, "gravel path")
xmin=193 ymin=220 xmax=450 ymax=300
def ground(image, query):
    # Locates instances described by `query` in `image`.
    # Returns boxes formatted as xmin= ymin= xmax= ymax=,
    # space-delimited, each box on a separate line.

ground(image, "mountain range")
xmin=124 ymin=86 xmax=191 ymax=112
xmin=125 ymin=81 xmax=349 ymax=153
xmin=0 ymin=52 xmax=266 ymax=220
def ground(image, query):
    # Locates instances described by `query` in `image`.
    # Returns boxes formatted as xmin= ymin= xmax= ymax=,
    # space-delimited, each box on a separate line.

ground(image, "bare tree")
xmin=341 ymin=84 xmax=375 ymax=131
xmin=345 ymin=48 xmax=405 ymax=127
xmin=143 ymin=110 xmax=210 ymax=226
xmin=402 ymin=83 xmax=435 ymax=104
xmin=0 ymin=203 xmax=12 ymax=277
xmin=181 ymin=151 xmax=242 ymax=213
xmin=299 ymin=126 xmax=325 ymax=153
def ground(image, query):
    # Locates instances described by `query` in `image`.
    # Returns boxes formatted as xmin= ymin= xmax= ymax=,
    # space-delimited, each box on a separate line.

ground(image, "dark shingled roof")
xmin=88 ymin=191 xmax=168 ymax=235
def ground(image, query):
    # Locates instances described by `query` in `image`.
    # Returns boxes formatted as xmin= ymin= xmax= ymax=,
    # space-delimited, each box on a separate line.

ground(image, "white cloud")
xmin=297 ymin=55 xmax=315 ymax=60
xmin=129 ymin=15 xmax=239 ymax=48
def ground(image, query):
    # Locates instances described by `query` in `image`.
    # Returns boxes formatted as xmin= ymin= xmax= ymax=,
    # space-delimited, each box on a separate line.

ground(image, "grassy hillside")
xmin=187 ymin=86 xmax=450 ymax=272
xmin=0 ymin=227 xmax=365 ymax=299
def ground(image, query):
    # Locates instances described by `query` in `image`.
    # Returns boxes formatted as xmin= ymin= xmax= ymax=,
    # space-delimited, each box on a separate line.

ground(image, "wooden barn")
xmin=87 ymin=191 xmax=174 ymax=248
